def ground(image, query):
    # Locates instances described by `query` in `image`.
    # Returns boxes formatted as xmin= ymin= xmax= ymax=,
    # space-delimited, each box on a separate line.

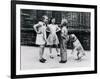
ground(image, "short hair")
xmin=41 ymin=15 xmax=48 ymax=21
xmin=61 ymin=18 xmax=68 ymax=26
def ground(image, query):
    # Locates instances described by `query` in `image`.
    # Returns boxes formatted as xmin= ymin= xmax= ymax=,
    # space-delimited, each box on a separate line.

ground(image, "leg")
xmin=78 ymin=50 xmax=85 ymax=59
xmin=56 ymin=45 xmax=60 ymax=56
xmin=71 ymin=47 xmax=76 ymax=54
xmin=39 ymin=45 xmax=46 ymax=63
xmin=76 ymin=47 xmax=85 ymax=60
xmin=59 ymin=40 xmax=67 ymax=63
xmin=49 ymin=45 xmax=54 ymax=59
xmin=39 ymin=45 xmax=44 ymax=59
xmin=49 ymin=45 xmax=52 ymax=54
xmin=56 ymin=45 xmax=59 ymax=53
xmin=76 ymin=51 xmax=80 ymax=60
xmin=76 ymin=51 xmax=82 ymax=60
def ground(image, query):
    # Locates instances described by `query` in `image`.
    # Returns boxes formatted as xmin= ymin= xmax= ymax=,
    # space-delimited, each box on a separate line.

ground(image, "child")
xmin=47 ymin=18 xmax=60 ymax=59
xmin=33 ymin=15 xmax=48 ymax=63
xmin=59 ymin=18 xmax=69 ymax=63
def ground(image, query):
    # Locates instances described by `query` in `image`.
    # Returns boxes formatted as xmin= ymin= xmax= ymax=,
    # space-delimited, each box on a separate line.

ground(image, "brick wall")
xmin=20 ymin=9 xmax=90 ymax=50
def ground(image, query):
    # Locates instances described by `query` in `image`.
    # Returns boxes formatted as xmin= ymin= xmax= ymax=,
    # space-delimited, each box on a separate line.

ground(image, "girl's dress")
xmin=47 ymin=24 xmax=60 ymax=45
xmin=35 ymin=21 xmax=47 ymax=45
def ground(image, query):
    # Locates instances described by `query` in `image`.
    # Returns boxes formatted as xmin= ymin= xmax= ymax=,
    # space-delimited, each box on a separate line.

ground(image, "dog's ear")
xmin=71 ymin=34 xmax=75 ymax=37
xmin=69 ymin=34 xmax=77 ymax=42
xmin=69 ymin=35 xmax=73 ymax=42
xmin=69 ymin=35 xmax=72 ymax=40
xmin=74 ymin=35 xmax=77 ymax=40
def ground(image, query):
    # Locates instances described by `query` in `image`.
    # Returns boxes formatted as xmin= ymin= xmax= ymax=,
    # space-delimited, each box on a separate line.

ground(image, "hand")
xmin=37 ymin=31 xmax=42 ymax=34
xmin=45 ymin=39 xmax=47 ymax=43
xmin=45 ymin=42 xmax=47 ymax=45
xmin=71 ymin=49 xmax=74 ymax=54
xmin=71 ymin=51 xmax=73 ymax=54
xmin=44 ymin=40 xmax=47 ymax=45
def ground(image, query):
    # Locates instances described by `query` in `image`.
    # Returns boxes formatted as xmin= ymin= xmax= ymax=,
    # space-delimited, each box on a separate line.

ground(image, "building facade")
xmin=21 ymin=9 xmax=91 ymax=50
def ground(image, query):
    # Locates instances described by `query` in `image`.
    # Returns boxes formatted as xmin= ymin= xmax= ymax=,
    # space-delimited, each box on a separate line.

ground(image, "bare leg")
xmin=39 ymin=45 xmax=44 ymax=59
xmin=56 ymin=45 xmax=60 ymax=56
xmin=39 ymin=45 xmax=46 ymax=63
xmin=56 ymin=45 xmax=59 ymax=53
xmin=49 ymin=45 xmax=52 ymax=54
xmin=49 ymin=45 xmax=54 ymax=59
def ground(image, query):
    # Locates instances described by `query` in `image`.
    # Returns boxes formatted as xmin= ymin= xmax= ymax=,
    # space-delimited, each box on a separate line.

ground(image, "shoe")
xmin=57 ymin=54 xmax=60 ymax=56
xmin=50 ymin=56 xmax=54 ymax=59
xmin=39 ymin=58 xmax=46 ymax=63
xmin=42 ymin=58 xmax=46 ymax=61
xmin=75 ymin=57 xmax=81 ymax=60
xmin=59 ymin=60 xmax=67 ymax=63
xmin=82 ymin=53 xmax=86 ymax=56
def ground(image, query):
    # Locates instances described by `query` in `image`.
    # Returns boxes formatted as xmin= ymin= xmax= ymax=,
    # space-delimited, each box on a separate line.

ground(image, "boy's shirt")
xmin=61 ymin=26 xmax=68 ymax=40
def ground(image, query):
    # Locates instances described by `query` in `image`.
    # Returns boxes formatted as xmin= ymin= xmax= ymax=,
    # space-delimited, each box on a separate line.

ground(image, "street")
xmin=21 ymin=46 xmax=91 ymax=70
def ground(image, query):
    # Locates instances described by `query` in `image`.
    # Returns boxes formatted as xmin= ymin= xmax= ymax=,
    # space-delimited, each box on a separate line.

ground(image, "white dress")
xmin=34 ymin=21 xmax=47 ymax=45
xmin=47 ymin=24 xmax=60 ymax=45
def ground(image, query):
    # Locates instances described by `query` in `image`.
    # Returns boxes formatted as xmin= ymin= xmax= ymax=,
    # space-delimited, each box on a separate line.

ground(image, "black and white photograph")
xmin=20 ymin=9 xmax=91 ymax=69
xmin=11 ymin=1 xmax=97 ymax=78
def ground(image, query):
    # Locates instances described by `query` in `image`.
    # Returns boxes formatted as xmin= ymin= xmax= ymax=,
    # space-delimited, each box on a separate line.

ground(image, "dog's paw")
xmin=71 ymin=52 xmax=73 ymax=54
xmin=75 ymin=57 xmax=82 ymax=61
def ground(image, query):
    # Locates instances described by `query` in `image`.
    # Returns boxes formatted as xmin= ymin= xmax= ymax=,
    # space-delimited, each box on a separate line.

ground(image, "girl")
xmin=33 ymin=15 xmax=48 ymax=63
xmin=47 ymin=18 xmax=60 ymax=59
xmin=59 ymin=18 xmax=69 ymax=63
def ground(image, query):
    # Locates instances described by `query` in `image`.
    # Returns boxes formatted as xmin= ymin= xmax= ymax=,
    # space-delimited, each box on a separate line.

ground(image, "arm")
xmin=61 ymin=28 xmax=68 ymax=39
xmin=56 ymin=25 xmax=61 ymax=32
xmin=43 ymin=28 xmax=47 ymax=42
xmin=33 ymin=22 xmax=42 ymax=33
xmin=46 ymin=25 xmax=50 ymax=32
xmin=61 ymin=28 xmax=66 ymax=38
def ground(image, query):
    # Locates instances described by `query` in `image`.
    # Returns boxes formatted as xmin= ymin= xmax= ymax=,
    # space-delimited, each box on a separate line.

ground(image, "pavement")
xmin=21 ymin=46 xmax=91 ymax=70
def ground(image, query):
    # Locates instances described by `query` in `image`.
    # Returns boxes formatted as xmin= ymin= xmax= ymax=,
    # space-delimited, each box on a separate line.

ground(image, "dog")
xmin=69 ymin=34 xmax=86 ymax=60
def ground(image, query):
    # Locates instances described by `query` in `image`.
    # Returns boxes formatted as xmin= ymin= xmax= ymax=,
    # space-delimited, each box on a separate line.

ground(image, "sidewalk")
xmin=21 ymin=46 xmax=91 ymax=70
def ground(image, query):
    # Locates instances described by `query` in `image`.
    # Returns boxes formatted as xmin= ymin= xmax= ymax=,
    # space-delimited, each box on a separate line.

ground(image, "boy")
xmin=59 ymin=19 xmax=69 ymax=63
